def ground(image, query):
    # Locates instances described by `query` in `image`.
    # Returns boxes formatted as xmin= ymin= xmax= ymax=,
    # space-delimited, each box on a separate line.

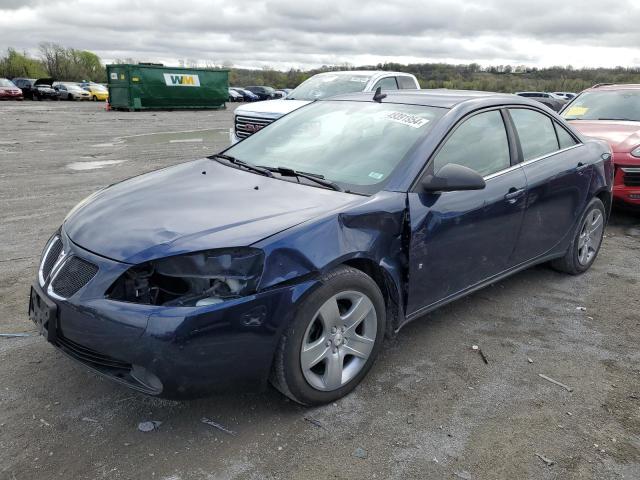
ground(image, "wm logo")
xmin=163 ymin=73 xmax=200 ymax=87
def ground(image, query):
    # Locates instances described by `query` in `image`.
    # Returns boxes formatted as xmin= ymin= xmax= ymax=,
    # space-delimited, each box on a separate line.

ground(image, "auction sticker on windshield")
xmin=385 ymin=111 xmax=430 ymax=128
xmin=565 ymin=106 xmax=589 ymax=117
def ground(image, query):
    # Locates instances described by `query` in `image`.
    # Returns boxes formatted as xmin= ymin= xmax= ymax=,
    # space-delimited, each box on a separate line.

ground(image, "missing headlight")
xmin=107 ymin=248 xmax=264 ymax=307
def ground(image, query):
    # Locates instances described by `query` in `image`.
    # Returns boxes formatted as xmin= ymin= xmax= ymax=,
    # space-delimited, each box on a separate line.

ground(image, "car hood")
xmin=233 ymin=99 xmax=311 ymax=119
xmin=0 ymin=86 xmax=20 ymax=92
xmin=569 ymin=120 xmax=640 ymax=152
xmin=64 ymin=158 xmax=362 ymax=264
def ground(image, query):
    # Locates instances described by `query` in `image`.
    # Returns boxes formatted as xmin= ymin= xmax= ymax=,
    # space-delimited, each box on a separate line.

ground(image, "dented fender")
xmin=253 ymin=191 xmax=409 ymax=330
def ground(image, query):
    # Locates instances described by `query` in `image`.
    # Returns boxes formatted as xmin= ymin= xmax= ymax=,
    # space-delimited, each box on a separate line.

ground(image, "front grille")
xmin=621 ymin=168 xmax=640 ymax=187
xmin=57 ymin=334 xmax=131 ymax=370
xmin=51 ymin=257 xmax=98 ymax=298
xmin=40 ymin=236 xmax=63 ymax=284
xmin=235 ymin=115 xmax=274 ymax=139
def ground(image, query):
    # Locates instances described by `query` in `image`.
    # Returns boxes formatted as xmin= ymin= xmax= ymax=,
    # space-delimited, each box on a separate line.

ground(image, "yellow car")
xmin=83 ymin=83 xmax=109 ymax=101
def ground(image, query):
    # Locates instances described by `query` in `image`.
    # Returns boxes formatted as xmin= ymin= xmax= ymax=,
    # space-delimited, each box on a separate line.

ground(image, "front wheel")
xmin=551 ymin=198 xmax=606 ymax=275
xmin=271 ymin=266 xmax=386 ymax=405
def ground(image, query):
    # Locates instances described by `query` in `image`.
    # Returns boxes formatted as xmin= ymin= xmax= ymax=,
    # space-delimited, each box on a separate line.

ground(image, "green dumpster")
xmin=106 ymin=64 xmax=228 ymax=111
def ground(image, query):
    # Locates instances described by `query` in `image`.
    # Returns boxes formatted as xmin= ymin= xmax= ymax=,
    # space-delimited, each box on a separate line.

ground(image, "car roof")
xmin=314 ymin=70 xmax=415 ymax=77
xmin=325 ymin=89 xmax=534 ymax=109
xmin=584 ymin=83 xmax=640 ymax=92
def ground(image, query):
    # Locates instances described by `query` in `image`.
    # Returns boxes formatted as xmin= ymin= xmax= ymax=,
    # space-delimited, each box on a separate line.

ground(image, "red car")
xmin=0 ymin=78 xmax=23 ymax=100
xmin=562 ymin=84 xmax=640 ymax=209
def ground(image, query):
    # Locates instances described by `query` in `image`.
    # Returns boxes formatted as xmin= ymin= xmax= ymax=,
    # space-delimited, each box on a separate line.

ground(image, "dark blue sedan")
xmin=29 ymin=90 xmax=613 ymax=405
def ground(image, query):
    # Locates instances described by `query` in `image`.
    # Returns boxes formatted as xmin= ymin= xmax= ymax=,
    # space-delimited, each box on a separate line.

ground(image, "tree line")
xmin=2 ymin=44 xmax=640 ymax=93
xmin=231 ymin=62 xmax=640 ymax=93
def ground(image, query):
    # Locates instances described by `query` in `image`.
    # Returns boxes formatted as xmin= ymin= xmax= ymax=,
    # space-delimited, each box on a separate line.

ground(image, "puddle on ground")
xmin=90 ymin=129 xmax=226 ymax=148
xmin=120 ymin=129 xmax=227 ymax=145
xmin=67 ymin=160 xmax=126 ymax=171
xmin=91 ymin=142 xmax=124 ymax=148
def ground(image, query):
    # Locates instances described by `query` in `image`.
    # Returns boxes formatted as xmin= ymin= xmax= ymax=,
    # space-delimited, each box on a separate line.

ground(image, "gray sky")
xmin=1 ymin=0 xmax=640 ymax=70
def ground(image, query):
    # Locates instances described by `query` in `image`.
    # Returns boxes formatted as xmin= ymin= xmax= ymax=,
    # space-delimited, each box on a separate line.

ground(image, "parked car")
xmin=81 ymin=83 xmax=109 ymax=101
xmin=231 ymin=71 xmax=421 ymax=143
xmin=554 ymin=92 xmax=577 ymax=101
xmin=274 ymin=88 xmax=292 ymax=98
xmin=53 ymin=82 xmax=91 ymax=101
xmin=29 ymin=90 xmax=612 ymax=405
xmin=12 ymin=78 xmax=58 ymax=100
xmin=561 ymin=83 xmax=640 ymax=209
xmin=228 ymin=88 xmax=244 ymax=102
xmin=231 ymin=87 xmax=259 ymax=102
xmin=0 ymin=78 xmax=23 ymax=100
xmin=244 ymin=85 xmax=277 ymax=101
xmin=515 ymin=91 xmax=566 ymax=111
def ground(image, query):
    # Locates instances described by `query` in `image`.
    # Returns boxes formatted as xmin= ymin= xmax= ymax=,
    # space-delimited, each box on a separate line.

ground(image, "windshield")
xmin=562 ymin=90 xmax=640 ymax=121
xmin=288 ymin=74 xmax=372 ymax=100
xmin=89 ymin=84 xmax=107 ymax=92
xmin=224 ymin=101 xmax=445 ymax=194
xmin=0 ymin=79 xmax=16 ymax=87
xmin=63 ymin=83 xmax=83 ymax=91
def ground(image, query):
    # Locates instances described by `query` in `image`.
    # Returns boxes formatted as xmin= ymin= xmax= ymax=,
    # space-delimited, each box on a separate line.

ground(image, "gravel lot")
xmin=1 ymin=101 xmax=639 ymax=480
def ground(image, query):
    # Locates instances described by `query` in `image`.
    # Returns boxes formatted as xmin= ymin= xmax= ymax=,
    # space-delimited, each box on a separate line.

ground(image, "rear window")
xmin=555 ymin=124 xmax=578 ymax=149
xmin=510 ymin=108 xmax=560 ymax=161
xmin=398 ymin=76 xmax=418 ymax=89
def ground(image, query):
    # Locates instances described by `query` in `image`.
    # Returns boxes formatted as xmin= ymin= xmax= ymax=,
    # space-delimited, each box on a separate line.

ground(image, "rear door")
xmin=406 ymin=109 xmax=527 ymax=315
xmin=507 ymin=107 xmax=590 ymax=263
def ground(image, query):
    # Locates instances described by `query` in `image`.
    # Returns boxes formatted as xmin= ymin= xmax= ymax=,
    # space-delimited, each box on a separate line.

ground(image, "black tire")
xmin=92 ymin=95 xmax=98 ymax=101
xmin=270 ymin=265 xmax=386 ymax=405
xmin=551 ymin=198 xmax=606 ymax=275
xmin=68 ymin=94 xmax=74 ymax=101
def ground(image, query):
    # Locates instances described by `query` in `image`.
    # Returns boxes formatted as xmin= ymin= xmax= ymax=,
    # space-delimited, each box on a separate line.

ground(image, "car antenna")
xmin=373 ymin=86 xmax=387 ymax=103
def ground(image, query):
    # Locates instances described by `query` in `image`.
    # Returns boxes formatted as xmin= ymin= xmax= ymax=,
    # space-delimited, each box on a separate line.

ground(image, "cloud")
xmin=0 ymin=0 xmax=639 ymax=69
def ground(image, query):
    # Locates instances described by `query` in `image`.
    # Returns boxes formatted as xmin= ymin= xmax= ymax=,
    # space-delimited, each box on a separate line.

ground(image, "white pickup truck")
xmin=230 ymin=70 xmax=420 ymax=143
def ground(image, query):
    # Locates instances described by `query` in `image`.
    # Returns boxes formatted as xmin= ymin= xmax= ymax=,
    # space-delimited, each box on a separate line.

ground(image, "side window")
xmin=373 ymin=77 xmax=398 ymax=91
xmin=510 ymin=109 xmax=559 ymax=161
xmin=555 ymin=123 xmax=578 ymax=149
xmin=398 ymin=76 xmax=417 ymax=89
xmin=433 ymin=110 xmax=511 ymax=177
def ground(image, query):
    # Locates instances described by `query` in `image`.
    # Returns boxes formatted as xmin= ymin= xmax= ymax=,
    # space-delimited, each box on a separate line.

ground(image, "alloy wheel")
xmin=577 ymin=208 xmax=604 ymax=266
xmin=300 ymin=291 xmax=377 ymax=391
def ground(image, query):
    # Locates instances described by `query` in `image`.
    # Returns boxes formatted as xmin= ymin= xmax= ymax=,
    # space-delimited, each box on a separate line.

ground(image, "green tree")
xmin=0 ymin=48 xmax=47 ymax=78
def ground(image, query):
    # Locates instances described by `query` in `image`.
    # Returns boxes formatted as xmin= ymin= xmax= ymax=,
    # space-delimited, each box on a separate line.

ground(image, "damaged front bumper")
xmin=30 ymin=237 xmax=317 ymax=399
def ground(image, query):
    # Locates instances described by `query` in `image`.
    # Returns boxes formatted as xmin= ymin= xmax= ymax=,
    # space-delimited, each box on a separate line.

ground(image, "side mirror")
xmin=420 ymin=163 xmax=486 ymax=193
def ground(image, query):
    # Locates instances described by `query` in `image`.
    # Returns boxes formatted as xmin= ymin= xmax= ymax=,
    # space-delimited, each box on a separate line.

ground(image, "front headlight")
xmin=107 ymin=248 xmax=264 ymax=307
xmin=631 ymin=146 xmax=640 ymax=158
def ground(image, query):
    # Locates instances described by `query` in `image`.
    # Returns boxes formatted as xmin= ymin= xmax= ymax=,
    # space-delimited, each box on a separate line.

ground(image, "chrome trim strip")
xmin=621 ymin=167 xmax=640 ymax=173
xmin=38 ymin=235 xmax=60 ymax=287
xmin=46 ymin=253 xmax=69 ymax=301
xmin=483 ymin=144 xmax=583 ymax=181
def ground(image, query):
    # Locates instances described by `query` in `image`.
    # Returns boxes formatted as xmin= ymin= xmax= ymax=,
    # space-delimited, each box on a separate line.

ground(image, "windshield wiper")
xmin=211 ymin=154 xmax=274 ymax=177
xmin=261 ymin=166 xmax=344 ymax=192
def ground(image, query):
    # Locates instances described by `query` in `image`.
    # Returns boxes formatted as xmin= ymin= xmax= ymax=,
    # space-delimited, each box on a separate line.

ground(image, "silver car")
xmin=53 ymin=82 xmax=91 ymax=101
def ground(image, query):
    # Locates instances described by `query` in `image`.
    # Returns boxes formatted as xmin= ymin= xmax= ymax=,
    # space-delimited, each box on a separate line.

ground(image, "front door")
xmin=406 ymin=109 xmax=527 ymax=316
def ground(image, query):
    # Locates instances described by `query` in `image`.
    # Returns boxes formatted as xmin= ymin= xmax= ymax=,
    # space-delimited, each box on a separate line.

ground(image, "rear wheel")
xmin=551 ymin=198 xmax=606 ymax=275
xmin=271 ymin=266 xmax=386 ymax=405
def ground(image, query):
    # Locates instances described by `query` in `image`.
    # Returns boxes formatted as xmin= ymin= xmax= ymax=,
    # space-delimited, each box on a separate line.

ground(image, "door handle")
xmin=504 ymin=187 xmax=525 ymax=204
xmin=577 ymin=162 xmax=590 ymax=172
